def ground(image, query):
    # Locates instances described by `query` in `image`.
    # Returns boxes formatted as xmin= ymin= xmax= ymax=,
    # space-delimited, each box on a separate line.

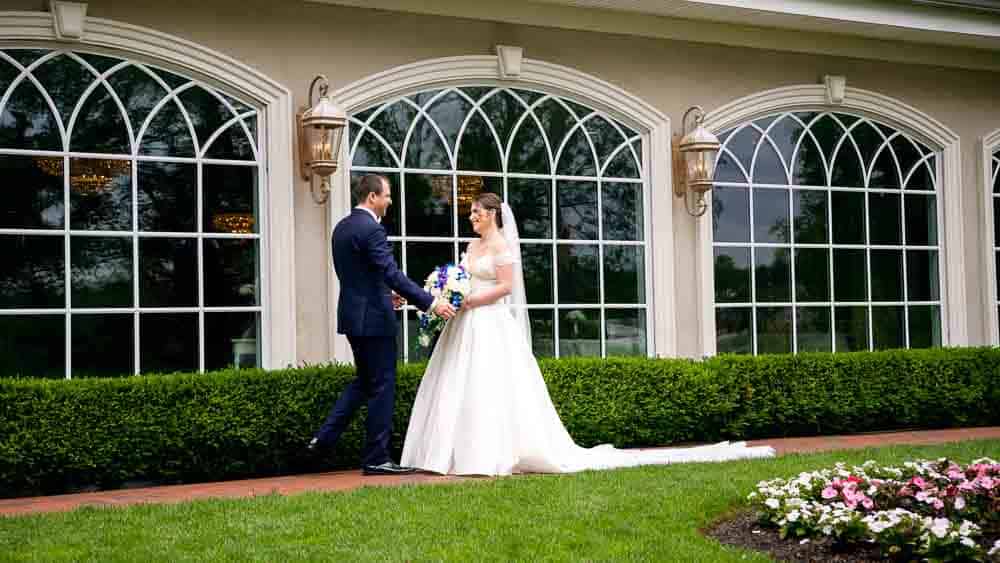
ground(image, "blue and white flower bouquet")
xmin=416 ymin=263 xmax=471 ymax=348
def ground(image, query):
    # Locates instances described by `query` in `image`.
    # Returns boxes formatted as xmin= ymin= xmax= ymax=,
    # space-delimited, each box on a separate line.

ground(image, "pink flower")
xmin=958 ymin=481 xmax=976 ymax=492
xmin=861 ymin=498 xmax=874 ymax=510
xmin=948 ymin=470 xmax=965 ymax=480
xmin=821 ymin=487 xmax=838 ymax=499
xmin=954 ymin=496 xmax=966 ymax=510
xmin=898 ymin=486 xmax=914 ymax=497
xmin=916 ymin=491 xmax=930 ymax=502
xmin=911 ymin=477 xmax=928 ymax=489
xmin=932 ymin=499 xmax=944 ymax=510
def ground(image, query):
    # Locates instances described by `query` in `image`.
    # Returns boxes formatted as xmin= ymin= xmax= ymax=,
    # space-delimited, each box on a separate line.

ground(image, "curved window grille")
xmin=349 ymin=87 xmax=648 ymax=360
xmin=0 ymin=48 xmax=261 ymax=377
xmin=711 ymin=111 xmax=942 ymax=354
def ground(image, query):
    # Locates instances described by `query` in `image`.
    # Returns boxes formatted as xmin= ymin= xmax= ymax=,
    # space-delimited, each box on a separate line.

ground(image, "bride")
xmin=401 ymin=193 xmax=774 ymax=476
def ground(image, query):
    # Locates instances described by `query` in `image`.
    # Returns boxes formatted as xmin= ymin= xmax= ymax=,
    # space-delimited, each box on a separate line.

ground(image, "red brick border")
xmin=3 ymin=427 xmax=998 ymax=517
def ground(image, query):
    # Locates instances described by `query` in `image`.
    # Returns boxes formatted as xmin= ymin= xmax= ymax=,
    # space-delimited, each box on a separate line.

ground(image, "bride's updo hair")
xmin=475 ymin=193 xmax=503 ymax=229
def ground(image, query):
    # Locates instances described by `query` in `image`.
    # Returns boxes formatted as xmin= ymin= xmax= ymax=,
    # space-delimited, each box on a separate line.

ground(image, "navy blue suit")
xmin=316 ymin=208 xmax=433 ymax=466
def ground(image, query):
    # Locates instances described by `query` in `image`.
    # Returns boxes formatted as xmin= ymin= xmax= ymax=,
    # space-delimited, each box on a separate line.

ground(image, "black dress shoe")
xmin=362 ymin=462 xmax=417 ymax=476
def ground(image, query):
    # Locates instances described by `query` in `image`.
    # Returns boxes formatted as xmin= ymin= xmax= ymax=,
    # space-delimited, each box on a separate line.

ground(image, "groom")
xmin=308 ymin=174 xmax=456 ymax=475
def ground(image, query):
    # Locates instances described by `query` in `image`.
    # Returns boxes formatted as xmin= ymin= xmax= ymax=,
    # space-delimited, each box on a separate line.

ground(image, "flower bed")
xmin=748 ymin=458 xmax=1000 ymax=561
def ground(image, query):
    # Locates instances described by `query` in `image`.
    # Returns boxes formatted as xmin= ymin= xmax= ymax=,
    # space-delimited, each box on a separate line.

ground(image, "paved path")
xmin=3 ymin=426 xmax=999 ymax=517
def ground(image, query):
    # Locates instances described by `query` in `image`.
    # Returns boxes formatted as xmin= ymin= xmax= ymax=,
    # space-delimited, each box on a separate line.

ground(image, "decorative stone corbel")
xmin=51 ymin=1 xmax=88 ymax=41
xmin=824 ymin=75 xmax=846 ymax=105
xmin=495 ymin=45 xmax=523 ymax=79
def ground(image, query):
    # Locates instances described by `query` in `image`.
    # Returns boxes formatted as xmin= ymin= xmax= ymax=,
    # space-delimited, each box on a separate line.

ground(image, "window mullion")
xmin=64 ymin=153 xmax=71 ymax=379
xmin=133 ymin=156 xmax=140 ymax=375
xmin=197 ymin=161 xmax=206 ymax=373
xmin=552 ymin=175 xmax=560 ymax=359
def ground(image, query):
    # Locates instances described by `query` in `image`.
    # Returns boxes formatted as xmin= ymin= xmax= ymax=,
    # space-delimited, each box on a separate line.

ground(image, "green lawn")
xmin=3 ymin=440 xmax=999 ymax=562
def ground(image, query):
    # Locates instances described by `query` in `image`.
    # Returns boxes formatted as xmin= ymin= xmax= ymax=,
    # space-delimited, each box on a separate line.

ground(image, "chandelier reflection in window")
xmin=212 ymin=212 xmax=255 ymax=234
xmin=430 ymin=175 xmax=486 ymax=215
xmin=457 ymin=175 xmax=484 ymax=214
xmin=34 ymin=157 xmax=131 ymax=196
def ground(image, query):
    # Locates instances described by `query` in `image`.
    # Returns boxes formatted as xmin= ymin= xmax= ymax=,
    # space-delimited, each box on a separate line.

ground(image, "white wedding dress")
xmin=401 ymin=240 xmax=776 ymax=476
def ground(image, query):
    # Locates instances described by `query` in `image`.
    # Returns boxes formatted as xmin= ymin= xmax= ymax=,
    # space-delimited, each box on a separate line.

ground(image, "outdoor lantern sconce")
xmin=674 ymin=106 xmax=721 ymax=217
xmin=298 ymin=74 xmax=346 ymax=205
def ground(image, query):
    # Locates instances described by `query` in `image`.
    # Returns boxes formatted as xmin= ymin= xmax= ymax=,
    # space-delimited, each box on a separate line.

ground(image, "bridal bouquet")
xmin=416 ymin=263 xmax=471 ymax=347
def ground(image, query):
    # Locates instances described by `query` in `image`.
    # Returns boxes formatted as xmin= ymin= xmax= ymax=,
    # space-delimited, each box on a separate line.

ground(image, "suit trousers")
xmin=316 ymin=335 xmax=397 ymax=466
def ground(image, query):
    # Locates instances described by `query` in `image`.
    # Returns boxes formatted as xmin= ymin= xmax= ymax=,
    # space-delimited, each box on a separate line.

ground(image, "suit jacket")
xmin=333 ymin=208 xmax=433 ymax=337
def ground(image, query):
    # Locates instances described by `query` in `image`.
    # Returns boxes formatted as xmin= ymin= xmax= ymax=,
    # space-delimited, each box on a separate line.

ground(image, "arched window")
xmin=711 ymin=111 xmax=941 ymax=354
xmin=0 ymin=48 xmax=261 ymax=377
xmin=349 ymin=86 xmax=648 ymax=361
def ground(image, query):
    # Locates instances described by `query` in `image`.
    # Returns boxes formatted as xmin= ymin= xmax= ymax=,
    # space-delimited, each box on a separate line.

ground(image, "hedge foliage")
xmin=2 ymin=347 xmax=999 ymax=497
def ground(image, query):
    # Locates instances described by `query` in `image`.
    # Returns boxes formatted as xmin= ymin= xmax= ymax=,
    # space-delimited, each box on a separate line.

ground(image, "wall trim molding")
xmin=327 ymin=54 xmax=677 ymax=360
xmin=0 ymin=10 xmax=298 ymax=369
xmin=700 ymin=84 xmax=966 ymax=355
xmin=307 ymin=0 xmax=1000 ymax=72
xmin=981 ymin=128 xmax=1000 ymax=345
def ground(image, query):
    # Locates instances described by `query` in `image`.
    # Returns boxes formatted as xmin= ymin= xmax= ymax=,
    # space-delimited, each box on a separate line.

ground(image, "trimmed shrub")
xmin=1 ymin=348 xmax=998 ymax=497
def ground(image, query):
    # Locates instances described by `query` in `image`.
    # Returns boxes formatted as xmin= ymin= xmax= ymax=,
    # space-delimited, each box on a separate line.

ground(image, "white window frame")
xmin=346 ymin=86 xmax=649 ymax=361
xmin=981 ymin=128 xmax=1000 ymax=345
xmin=0 ymin=47 xmax=263 ymax=376
xmin=699 ymin=84 xmax=966 ymax=356
xmin=326 ymin=56 xmax=674 ymax=362
xmin=710 ymin=111 xmax=943 ymax=354
xmin=0 ymin=11 xmax=298 ymax=369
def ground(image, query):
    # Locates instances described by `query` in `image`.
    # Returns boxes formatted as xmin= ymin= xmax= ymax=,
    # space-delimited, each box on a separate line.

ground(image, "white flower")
xmin=928 ymin=517 xmax=950 ymax=539
xmin=787 ymin=511 xmax=800 ymax=522
xmin=799 ymin=539 xmax=810 ymax=545
xmin=765 ymin=498 xmax=780 ymax=509
xmin=957 ymin=520 xmax=978 ymax=536
xmin=417 ymin=334 xmax=430 ymax=347
xmin=954 ymin=496 xmax=966 ymax=510
xmin=988 ymin=539 xmax=1000 ymax=556
xmin=960 ymin=537 xmax=976 ymax=548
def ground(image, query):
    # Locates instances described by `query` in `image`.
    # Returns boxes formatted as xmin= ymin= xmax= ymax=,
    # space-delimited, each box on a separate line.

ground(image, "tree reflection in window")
xmin=712 ymin=112 xmax=940 ymax=354
xmin=350 ymin=87 xmax=646 ymax=359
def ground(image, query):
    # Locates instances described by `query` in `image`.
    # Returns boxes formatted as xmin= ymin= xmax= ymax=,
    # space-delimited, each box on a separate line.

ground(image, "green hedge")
xmin=2 ymin=347 xmax=999 ymax=497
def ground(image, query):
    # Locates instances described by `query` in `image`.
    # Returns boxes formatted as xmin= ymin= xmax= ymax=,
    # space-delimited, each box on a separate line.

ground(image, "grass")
xmin=2 ymin=440 xmax=999 ymax=562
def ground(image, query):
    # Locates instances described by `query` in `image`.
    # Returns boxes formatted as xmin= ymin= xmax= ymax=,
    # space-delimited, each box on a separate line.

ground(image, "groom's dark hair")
xmin=353 ymin=174 xmax=389 ymax=203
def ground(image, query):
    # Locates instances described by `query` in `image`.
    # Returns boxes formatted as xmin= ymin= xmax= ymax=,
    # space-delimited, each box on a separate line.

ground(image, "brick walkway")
xmin=3 ymin=426 xmax=999 ymax=517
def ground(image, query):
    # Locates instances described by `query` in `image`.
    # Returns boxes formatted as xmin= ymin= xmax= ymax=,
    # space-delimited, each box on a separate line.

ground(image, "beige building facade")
xmin=1 ymin=0 xmax=999 ymax=375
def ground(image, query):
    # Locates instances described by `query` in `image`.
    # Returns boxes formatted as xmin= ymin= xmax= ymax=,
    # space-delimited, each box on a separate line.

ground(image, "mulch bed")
xmin=705 ymin=510 xmax=999 ymax=562
xmin=704 ymin=509 xmax=887 ymax=563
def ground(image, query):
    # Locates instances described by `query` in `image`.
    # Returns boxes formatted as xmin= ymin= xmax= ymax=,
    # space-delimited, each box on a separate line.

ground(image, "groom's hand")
xmin=391 ymin=291 xmax=405 ymax=310
xmin=433 ymin=301 xmax=456 ymax=320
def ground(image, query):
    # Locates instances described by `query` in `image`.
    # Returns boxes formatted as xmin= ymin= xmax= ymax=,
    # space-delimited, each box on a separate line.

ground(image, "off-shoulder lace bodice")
xmin=462 ymin=251 xmax=515 ymax=289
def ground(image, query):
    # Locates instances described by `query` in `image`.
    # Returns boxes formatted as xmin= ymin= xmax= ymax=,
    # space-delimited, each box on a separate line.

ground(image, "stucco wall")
xmin=5 ymin=0 xmax=999 ymax=362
